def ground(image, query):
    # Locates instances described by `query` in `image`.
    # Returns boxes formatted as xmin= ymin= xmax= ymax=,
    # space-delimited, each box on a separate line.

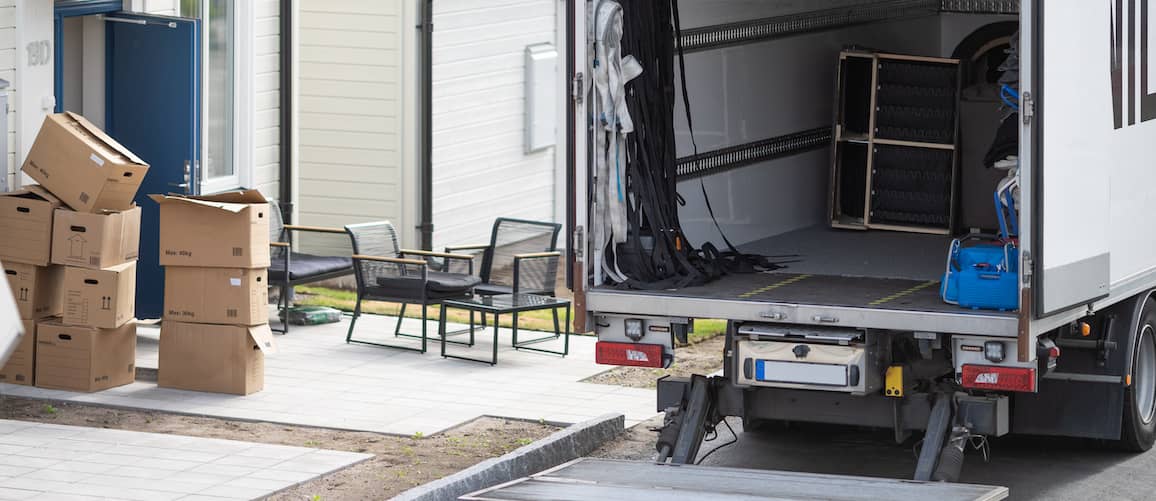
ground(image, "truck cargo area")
xmin=588 ymin=226 xmax=1017 ymax=336
xmin=584 ymin=4 xmax=1024 ymax=337
xmin=462 ymin=458 xmax=1009 ymax=501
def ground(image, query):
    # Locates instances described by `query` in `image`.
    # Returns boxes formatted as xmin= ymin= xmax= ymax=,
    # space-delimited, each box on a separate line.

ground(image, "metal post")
xmin=670 ymin=375 xmax=714 ymax=464
xmin=914 ymin=393 xmax=953 ymax=481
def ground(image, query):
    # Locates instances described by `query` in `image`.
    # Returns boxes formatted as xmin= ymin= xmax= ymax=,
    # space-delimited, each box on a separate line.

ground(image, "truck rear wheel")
xmin=1119 ymin=300 xmax=1156 ymax=451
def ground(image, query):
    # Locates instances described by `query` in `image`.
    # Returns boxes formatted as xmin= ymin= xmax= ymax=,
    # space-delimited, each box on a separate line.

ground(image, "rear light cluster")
xmin=961 ymin=364 xmax=1037 ymax=392
xmin=595 ymin=341 xmax=664 ymax=368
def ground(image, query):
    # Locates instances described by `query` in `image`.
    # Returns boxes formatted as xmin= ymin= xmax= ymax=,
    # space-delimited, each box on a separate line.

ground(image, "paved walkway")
xmin=0 ymin=419 xmax=370 ymax=501
xmin=1 ymin=315 xmax=658 ymax=436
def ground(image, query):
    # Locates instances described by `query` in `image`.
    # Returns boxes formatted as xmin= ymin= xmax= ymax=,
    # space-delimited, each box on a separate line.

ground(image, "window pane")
xmin=205 ymin=0 xmax=234 ymax=181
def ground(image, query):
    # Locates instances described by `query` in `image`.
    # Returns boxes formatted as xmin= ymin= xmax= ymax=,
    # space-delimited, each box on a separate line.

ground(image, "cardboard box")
xmin=158 ymin=321 xmax=276 ymax=395
xmin=150 ymin=191 xmax=270 ymax=268
xmin=21 ymin=113 xmax=149 ymax=213
xmin=51 ymin=206 xmax=141 ymax=269
xmin=164 ymin=267 xmax=269 ymax=325
xmin=0 ymin=260 xmax=27 ymax=377
xmin=3 ymin=262 xmax=63 ymax=320
xmin=35 ymin=319 xmax=136 ymax=392
xmin=62 ymin=262 xmax=136 ymax=329
xmin=0 ymin=319 xmax=36 ymax=385
xmin=0 ymin=185 xmax=63 ymax=266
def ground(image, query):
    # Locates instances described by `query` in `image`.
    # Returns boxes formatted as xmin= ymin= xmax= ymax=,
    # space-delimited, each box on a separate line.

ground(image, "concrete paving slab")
xmin=2 ymin=313 xmax=659 ymax=436
xmin=0 ymin=420 xmax=370 ymax=501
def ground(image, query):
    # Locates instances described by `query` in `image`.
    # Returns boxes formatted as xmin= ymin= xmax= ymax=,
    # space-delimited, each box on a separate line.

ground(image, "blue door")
xmin=105 ymin=14 xmax=200 ymax=320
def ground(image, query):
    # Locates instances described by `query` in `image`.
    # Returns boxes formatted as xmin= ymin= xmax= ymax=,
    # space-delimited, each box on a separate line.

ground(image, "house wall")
xmin=1 ymin=0 xmax=14 ymax=190
xmin=296 ymin=0 xmax=407 ymax=254
xmin=252 ymin=0 xmax=281 ymax=199
xmin=430 ymin=0 xmax=559 ymax=250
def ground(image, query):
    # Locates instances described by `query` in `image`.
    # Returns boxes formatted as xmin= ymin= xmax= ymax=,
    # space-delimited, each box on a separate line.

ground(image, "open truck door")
xmin=1028 ymin=0 xmax=1113 ymax=321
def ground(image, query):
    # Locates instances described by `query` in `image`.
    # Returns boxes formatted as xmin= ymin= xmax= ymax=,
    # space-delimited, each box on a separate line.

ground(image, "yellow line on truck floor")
xmin=739 ymin=274 xmax=813 ymax=298
xmin=869 ymin=280 xmax=939 ymax=306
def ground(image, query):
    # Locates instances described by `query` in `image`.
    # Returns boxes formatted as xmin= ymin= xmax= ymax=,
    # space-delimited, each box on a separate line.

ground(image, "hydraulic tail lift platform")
xmin=460 ymin=458 xmax=1009 ymax=500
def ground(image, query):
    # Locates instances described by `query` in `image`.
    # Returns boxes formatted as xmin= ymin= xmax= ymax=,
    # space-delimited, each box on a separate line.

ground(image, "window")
xmin=180 ymin=0 xmax=250 ymax=194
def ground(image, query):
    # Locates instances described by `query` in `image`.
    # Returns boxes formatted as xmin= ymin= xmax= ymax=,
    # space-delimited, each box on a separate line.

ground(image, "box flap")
xmin=247 ymin=324 xmax=278 ymax=354
xmin=0 ymin=185 xmax=61 ymax=205
xmin=148 ymin=194 xmax=251 ymax=214
xmin=64 ymin=112 xmax=148 ymax=167
xmin=190 ymin=190 xmax=268 ymax=205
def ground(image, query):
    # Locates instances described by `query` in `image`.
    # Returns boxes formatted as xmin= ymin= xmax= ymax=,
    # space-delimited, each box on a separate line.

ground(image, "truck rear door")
xmin=1030 ymin=0 xmax=1112 ymax=318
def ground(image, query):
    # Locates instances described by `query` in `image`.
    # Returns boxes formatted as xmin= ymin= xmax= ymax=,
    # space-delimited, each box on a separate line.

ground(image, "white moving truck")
xmin=566 ymin=0 xmax=1156 ymax=480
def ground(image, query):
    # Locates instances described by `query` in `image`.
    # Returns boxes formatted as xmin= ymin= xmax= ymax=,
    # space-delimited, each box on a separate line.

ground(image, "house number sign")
xmin=26 ymin=40 xmax=51 ymax=67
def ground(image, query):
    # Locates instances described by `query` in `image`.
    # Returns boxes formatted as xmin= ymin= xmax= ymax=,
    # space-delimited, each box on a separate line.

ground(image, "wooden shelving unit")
xmin=828 ymin=51 xmax=961 ymax=235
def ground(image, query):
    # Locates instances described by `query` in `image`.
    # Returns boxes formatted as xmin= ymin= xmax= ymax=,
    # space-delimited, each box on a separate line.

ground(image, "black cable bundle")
xmin=607 ymin=0 xmax=784 ymax=290
xmin=611 ymin=0 xmax=712 ymax=289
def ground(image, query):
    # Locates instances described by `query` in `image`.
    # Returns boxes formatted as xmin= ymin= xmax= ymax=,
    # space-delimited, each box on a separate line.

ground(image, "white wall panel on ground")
xmin=431 ymin=0 xmax=558 ymax=250
xmin=298 ymin=0 xmax=405 ymax=255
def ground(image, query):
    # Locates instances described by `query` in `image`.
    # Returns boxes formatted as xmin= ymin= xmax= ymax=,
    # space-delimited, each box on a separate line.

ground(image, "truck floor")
xmin=591 ymin=226 xmax=1015 ymax=318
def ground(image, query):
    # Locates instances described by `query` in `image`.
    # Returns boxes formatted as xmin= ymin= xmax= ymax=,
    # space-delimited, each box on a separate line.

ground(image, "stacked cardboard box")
xmin=0 ymin=112 xmax=147 ymax=392
xmin=152 ymin=191 xmax=276 ymax=395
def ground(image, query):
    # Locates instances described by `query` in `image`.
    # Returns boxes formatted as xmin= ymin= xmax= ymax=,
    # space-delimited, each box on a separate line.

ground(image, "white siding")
xmin=297 ymin=0 xmax=405 ymax=254
xmin=252 ymin=0 xmax=281 ymax=199
xmin=430 ymin=0 xmax=558 ymax=250
xmin=0 ymin=0 xmax=13 ymax=190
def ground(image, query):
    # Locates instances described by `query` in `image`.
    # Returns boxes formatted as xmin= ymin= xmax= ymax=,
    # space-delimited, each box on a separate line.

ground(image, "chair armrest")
xmin=401 ymin=249 xmax=475 ymax=260
xmin=512 ymin=252 xmax=562 ymax=295
xmin=284 ymin=224 xmax=347 ymax=235
xmin=514 ymin=251 xmax=562 ymax=260
xmin=402 ymin=249 xmax=475 ymax=275
xmin=352 ymin=254 xmax=426 ymax=266
xmin=445 ymin=243 xmax=490 ymax=253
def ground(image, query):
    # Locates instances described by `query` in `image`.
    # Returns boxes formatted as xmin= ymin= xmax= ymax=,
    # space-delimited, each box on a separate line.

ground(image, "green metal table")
xmin=439 ymin=294 xmax=571 ymax=365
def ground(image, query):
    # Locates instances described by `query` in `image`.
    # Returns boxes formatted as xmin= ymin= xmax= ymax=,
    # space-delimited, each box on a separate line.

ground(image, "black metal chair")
xmin=445 ymin=218 xmax=563 ymax=344
xmin=267 ymin=200 xmax=354 ymax=334
xmin=345 ymin=221 xmax=480 ymax=353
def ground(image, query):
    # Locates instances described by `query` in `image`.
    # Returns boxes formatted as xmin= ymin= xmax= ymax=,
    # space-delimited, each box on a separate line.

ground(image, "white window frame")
xmin=199 ymin=0 xmax=254 ymax=195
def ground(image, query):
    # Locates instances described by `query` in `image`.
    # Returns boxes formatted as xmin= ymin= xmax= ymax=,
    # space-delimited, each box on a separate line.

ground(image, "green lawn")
xmin=294 ymin=286 xmax=726 ymax=345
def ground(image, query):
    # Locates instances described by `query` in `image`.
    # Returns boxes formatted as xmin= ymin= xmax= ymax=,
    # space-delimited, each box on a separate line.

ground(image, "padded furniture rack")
xmin=829 ymin=51 xmax=961 ymax=235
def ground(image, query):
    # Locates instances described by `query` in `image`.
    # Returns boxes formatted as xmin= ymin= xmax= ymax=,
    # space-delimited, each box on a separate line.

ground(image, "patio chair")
xmin=267 ymin=200 xmax=355 ymax=334
xmin=444 ymin=218 xmax=563 ymax=344
xmin=345 ymin=221 xmax=480 ymax=353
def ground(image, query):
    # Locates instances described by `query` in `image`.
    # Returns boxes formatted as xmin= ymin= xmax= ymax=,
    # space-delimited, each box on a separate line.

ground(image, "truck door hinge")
xmin=571 ymin=73 xmax=585 ymax=104
xmin=1022 ymin=250 xmax=1034 ymax=281
xmin=572 ymin=225 xmax=585 ymax=258
xmin=1022 ymin=91 xmax=1034 ymax=125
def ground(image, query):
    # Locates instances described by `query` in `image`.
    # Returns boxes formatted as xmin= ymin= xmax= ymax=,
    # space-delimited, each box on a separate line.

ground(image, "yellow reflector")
xmin=1127 ymin=374 xmax=1133 ymax=386
xmin=1079 ymin=322 xmax=1091 ymax=337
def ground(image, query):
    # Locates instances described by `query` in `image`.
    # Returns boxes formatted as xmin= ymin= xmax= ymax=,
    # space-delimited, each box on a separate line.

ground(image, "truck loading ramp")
xmin=461 ymin=458 xmax=1009 ymax=500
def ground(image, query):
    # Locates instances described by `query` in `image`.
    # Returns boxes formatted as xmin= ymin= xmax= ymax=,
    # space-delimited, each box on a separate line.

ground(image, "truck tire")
xmin=1119 ymin=299 xmax=1156 ymax=451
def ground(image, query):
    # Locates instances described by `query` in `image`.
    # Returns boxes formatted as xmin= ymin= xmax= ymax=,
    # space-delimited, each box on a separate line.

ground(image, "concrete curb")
xmin=391 ymin=413 xmax=625 ymax=501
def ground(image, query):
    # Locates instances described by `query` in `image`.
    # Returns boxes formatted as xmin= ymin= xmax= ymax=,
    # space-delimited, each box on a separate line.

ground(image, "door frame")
xmin=53 ymin=0 xmax=123 ymax=115
xmin=198 ymin=0 xmax=254 ymax=195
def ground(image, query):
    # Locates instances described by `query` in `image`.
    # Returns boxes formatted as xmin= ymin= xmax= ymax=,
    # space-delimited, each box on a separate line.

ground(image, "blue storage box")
xmin=941 ymin=239 xmax=1019 ymax=311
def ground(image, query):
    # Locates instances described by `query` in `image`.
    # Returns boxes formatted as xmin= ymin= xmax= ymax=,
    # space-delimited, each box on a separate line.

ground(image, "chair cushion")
xmin=373 ymin=272 xmax=482 ymax=300
xmin=269 ymin=253 xmax=353 ymax=282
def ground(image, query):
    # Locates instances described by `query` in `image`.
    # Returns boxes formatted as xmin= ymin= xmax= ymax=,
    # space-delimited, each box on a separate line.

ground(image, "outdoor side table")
xmin=439 ymin=294 xmax=571 ymax=365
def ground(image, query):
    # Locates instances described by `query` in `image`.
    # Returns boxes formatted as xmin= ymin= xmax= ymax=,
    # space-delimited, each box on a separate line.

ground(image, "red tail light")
xmin=961 ymin=364 xmax=1037 ymax=392
xmin=595 ymin=341 xmax=664 ymax=368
